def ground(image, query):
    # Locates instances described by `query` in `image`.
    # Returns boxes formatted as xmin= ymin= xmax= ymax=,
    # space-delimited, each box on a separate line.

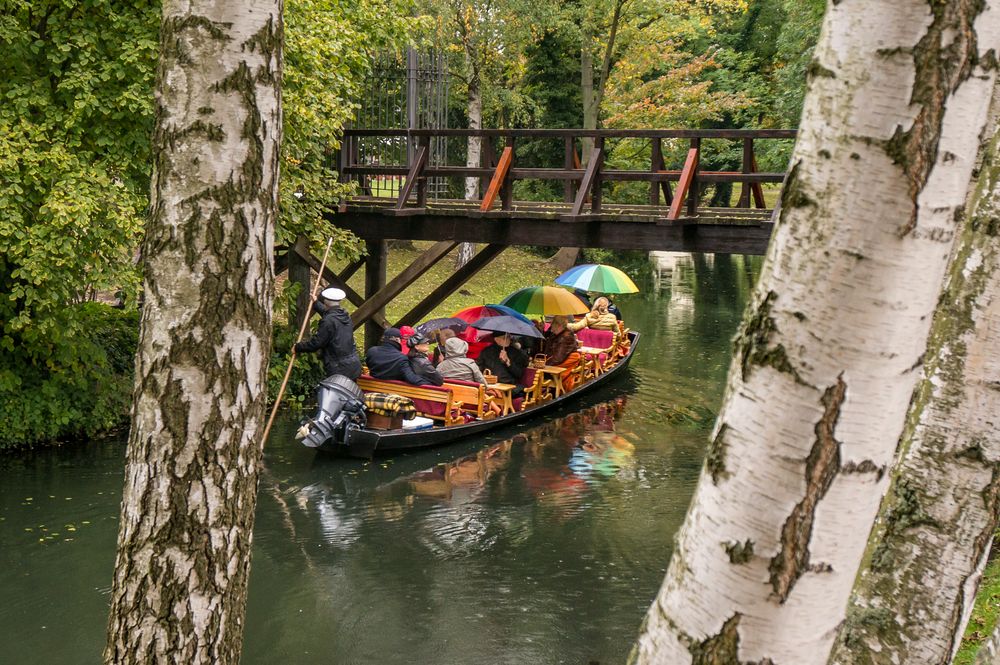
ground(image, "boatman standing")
xmin=294 ymin=287 xmax=362 ymax=380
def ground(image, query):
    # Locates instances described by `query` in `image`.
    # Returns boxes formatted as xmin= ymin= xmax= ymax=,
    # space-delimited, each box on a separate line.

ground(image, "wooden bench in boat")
xmin=356 ymin=376 xmax=463 ymax=426
xmin=443 ymin=379 xmax=498 ymax=420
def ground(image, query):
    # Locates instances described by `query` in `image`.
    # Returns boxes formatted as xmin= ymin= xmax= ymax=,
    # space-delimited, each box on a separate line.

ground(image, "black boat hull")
xmin=316 ymin=331 xmax=640 ymax=458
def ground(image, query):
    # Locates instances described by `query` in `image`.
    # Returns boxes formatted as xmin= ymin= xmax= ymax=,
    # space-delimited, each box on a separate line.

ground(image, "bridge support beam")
xmin=396 ymin=244 xmax=507 ymax=327
xmin=287 ymin=238 xmax=312 ymax=329
xmin=354 ymin=240 xmax=458 ymax=341
xmin=363 ymin=240 xmax=388 ymax=349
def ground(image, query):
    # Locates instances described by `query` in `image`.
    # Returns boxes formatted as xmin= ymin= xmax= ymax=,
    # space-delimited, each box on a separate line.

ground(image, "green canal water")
xmin=0 ymin=253 xmax=757 ymax=664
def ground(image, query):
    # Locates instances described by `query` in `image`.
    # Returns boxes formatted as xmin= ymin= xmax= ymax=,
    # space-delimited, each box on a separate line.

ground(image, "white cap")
xmin=320 ymin=287 xmax=346 ymax=302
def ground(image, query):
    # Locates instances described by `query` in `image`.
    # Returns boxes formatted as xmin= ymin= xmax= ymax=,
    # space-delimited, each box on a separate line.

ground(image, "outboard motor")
xmin=296 ymin=375 xmax=366 ymax=449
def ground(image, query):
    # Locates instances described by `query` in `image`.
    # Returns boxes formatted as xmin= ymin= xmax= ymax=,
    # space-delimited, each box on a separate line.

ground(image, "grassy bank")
xmin=331 ymin=242 xmax=565 ymax=323
xmin=269 ymin=242 xmax=565 ymax=405
xmin=956 ymin=551 xmax=1000 ymax=663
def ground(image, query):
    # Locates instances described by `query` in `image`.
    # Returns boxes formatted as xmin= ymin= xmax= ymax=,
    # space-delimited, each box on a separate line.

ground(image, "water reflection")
xmin=0 ymin=253 xmax=759 ymax=665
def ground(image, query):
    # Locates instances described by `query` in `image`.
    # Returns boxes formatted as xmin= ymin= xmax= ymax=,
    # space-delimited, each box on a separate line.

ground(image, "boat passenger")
xmin=294 ymin=287 xmax=362 ymax=380
xmin=406 ymin=332 xmax=444 ymax=386
xmin=606 ymin=295 xmax=623 ymax=321
xmin=542 ymin=315 xmax=581 ymax=391
xmin=568 ymin=297 xmax=618 ymax=332
xmin=365 ymin=327 xmax=428 ymax=386
xmin=476 ymin=332 xmax=527 ymax=396
xmin=431 ymin=328 xmax=457 ymax=366
xmin=399 ymin=324 xmax=417 ymax=355
xmin=437 ymin=337 xmax=487 ymax=385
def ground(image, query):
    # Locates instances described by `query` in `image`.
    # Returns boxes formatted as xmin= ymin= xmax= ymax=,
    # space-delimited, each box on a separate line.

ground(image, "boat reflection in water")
xmin=270 ymin=397 xmax=638 ymax=563
xmin=397 ymin=397 xmax=634 ymax=519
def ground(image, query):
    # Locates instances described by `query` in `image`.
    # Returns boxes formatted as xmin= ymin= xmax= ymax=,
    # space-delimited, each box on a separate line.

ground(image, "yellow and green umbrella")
xmin=554 ymin=264 xmax=639 ymax=294
xmin=500 ymin=286 xmax=590 ymax=316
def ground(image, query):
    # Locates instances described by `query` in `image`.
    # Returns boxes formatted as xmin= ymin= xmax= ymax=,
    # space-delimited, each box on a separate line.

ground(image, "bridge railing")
xmin=337 ymin=128 xmax=796 ymax=219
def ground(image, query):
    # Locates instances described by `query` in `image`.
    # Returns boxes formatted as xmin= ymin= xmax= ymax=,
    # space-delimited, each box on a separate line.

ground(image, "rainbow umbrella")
xmin=452 ymin=304 xmax=532 ymax=324
xmin=500 ymin=286 xmax=590 ymax=316
xmin=554 ymin=264 xmax=639 ymax=294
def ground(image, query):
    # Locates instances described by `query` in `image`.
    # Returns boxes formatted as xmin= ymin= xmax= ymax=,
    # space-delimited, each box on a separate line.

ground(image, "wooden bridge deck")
xmin=292 ymin=127 xmax=794 ymax=344
xmin=328 ymin=127 xmax=791 ymax=256
xmin=330 ymin=198 xmax=775 ymax=254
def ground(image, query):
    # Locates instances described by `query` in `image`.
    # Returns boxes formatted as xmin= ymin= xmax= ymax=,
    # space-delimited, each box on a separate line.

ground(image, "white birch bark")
xmin=631 ymin=1 xmax=1000 ymax=663
xmin=104 ymin=1 xmax=281 ymax=663
xmin=457 ymin=75 xmax=481 ymax=269
xmin=828 ymin=88 xmax=1000 ymax=664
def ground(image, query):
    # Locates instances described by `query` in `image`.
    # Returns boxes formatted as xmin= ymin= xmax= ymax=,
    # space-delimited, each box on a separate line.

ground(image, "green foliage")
xmin=0 ymin=304 xmax=138 ymax=450
xmin=0 ymin=0 xmax=155 ymax=368
xmin=268 ymin=324 xmax=328 ymax=408
xmin=0 ymin=0 xmax=418 ymax=447
xmin=280 ymin=0 xmax=421 ymax=254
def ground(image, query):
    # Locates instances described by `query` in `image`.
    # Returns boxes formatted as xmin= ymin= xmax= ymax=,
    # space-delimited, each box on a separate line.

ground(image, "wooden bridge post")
xmin=500 ymin=136 xmax=515 ymax=211
xmin=287 ymin=236 xmax=312 ymax=329
xmin=364 ymin=240 xmax=388 ymax=349
xmin=337 ymin=134 xmax=351 ymax=186
xmin=650 ymin=138 xmax=663 ymax=206
xmin=738 ymin=137 xmax=753 ymax=208
xmin=686 ymin=137 xmax=701 ymax=217
xmin=564 ymin=136 xmax=576 ymax=203
xmin=417 ymin=134 xmax=430 ymax=208
xmin=481 ymin=134 xmax=494 ymax=200
xmin=591 ymin=136 xmax=605 ymax=214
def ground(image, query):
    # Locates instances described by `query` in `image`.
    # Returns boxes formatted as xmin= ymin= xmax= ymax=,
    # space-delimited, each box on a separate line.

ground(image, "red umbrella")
xmin=452 ymin=304 xmax=533 ymax=324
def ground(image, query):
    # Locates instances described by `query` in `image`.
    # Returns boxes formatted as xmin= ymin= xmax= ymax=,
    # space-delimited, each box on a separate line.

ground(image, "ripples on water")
xmin=0 ymin=253 xmax=757 ymax=664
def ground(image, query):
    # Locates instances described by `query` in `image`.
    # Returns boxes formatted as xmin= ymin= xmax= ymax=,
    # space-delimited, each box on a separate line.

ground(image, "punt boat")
xmin=297 ymin=331 xmax=639 ymax=458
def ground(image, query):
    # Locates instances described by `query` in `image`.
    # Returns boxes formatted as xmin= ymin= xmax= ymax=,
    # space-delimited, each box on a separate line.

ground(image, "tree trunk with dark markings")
xmin=630 ymin=1 xmax=1000 ymax=662
xmin=104 ymin=1 xmax=282 ymax=663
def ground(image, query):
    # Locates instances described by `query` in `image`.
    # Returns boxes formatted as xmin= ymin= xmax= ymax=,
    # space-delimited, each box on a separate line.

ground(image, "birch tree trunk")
xmin=828 ymin=88 xmax=1000 ymax=665
xmin=457 ymin=74 xmax=481 ymax=269
xmin=630 ymin=1 xmax=1000 ymax=663
xmin=104 ymin=1 xmax=281 ymax=662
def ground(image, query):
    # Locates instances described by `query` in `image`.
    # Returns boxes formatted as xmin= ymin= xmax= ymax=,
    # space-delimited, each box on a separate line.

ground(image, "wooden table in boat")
xmin=536 ymin=365 xmax=568 ymax=399
xmin=489 ymin=382 xmax=517 ymax=415
xmin=578 ymin=346 xmax=607 ymax=376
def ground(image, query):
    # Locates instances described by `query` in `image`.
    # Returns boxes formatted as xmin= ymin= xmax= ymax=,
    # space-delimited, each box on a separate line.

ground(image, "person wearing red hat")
xmin=399 ymin=325 xmax=417 ymax=355
xmin=294 ymin=287 xmax=362 ymax=380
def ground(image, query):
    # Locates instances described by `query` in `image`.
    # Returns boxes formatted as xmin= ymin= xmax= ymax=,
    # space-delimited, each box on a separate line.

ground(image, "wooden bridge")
xmin=283 ymin=127 xmax=795 ymax=345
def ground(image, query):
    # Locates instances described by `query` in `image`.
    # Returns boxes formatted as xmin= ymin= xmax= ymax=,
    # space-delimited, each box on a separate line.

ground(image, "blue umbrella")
xmin=414 ymin=317 xmax=468 ymax=336
xmin=470 ymin=315 xmax=543 ymax=339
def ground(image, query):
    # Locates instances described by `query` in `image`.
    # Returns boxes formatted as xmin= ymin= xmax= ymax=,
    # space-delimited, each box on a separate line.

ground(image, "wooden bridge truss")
xmin=281 ymin=127 xmax=795 ymax=346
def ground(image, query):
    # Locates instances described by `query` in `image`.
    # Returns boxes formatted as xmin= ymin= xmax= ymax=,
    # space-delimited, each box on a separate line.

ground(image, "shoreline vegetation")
xmin=0 ymin=243 xmax=579 ymax=452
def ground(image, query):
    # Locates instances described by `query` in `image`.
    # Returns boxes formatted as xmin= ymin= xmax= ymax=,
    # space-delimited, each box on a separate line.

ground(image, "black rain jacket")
xmin=365 ymin=339 xmax=427 ymax=385
xmin=407 ymin=349 xmax=444 ymax=386
xmin=476 ymin=343 xmax=527 ymax=385
xmin=295 ymin=306 xmax=362 ymax=380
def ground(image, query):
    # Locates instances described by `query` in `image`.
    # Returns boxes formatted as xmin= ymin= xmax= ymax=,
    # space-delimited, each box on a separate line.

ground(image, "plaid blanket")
xmin=364 ymin=392 xmax=417 ymax=419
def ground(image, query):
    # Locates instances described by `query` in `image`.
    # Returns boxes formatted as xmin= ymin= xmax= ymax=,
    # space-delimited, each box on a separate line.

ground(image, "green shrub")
xmin=0 ymin=303 xmax=138 ymax=451
xmin=267 ymin=324 xmax=328 ymax=410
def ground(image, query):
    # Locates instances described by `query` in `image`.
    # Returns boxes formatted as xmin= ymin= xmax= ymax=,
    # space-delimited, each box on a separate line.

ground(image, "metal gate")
xmin=351 ymin=48 xmax=450 ymax=199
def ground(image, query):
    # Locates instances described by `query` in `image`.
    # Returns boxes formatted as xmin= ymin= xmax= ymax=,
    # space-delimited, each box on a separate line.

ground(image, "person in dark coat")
xmin=294 ymin=287 xmax=362 ymax=380
xmin=476 ymin=332 xmax=527 ymax=396
xmin=542 ymin=315 xmax=581 ymax=391
xmin=365 ymin=327 xmax=428 ymax=385
xmin=406 ymin=333 xmax=444 ymax=386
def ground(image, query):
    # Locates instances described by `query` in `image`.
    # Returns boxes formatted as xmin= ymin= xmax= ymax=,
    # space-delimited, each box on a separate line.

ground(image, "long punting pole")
xmin=262 ymin=237 xmax=335 ymax=443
